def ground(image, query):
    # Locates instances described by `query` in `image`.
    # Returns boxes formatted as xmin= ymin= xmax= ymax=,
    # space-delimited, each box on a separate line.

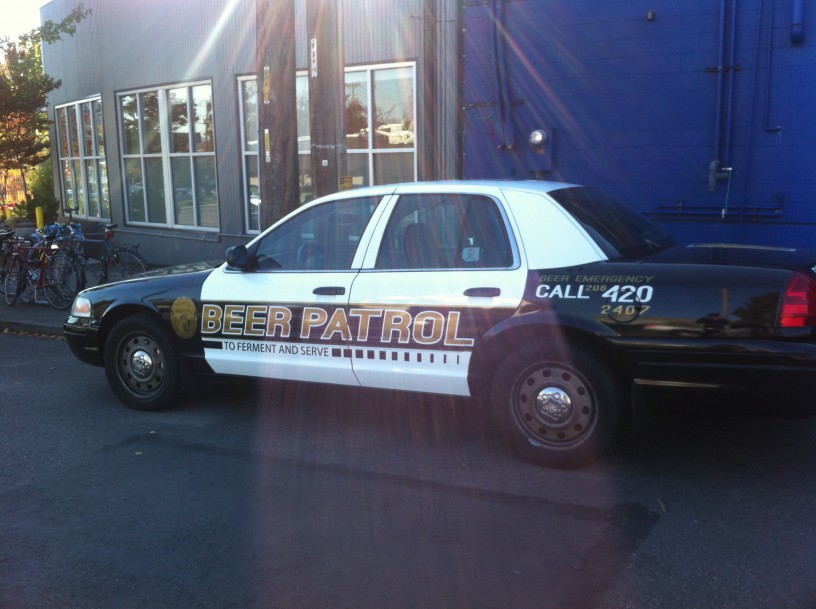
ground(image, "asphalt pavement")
xmin=0 ymin=297 xmax=68 ymax=336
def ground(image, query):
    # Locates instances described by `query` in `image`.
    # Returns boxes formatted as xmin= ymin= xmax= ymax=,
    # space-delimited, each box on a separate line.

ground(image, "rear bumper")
xmin=618 ymin=338 xmax=816 ymax=417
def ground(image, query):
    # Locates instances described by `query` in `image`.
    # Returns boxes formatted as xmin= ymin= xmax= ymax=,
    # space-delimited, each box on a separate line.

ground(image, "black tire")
xmin=4 ymin=258 xmax=23 ymax=306
xmin=0 ymin=257 xmax=11 ymax=296
xmin=491 ymin=344 xmax=623 ymax=468
xmin=42 ymin=254 xmax=82 ymax=310
xmin=104 ymin=314 xmax=180 ymax=411
xmin=106 ymin=248 xmax=148 ymax=282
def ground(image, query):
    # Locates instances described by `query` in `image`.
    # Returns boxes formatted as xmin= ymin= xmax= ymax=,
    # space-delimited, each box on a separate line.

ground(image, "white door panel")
xmin=349 ymin=268 xmax=525 ymax=395
xmin=200 ymin=268 xmax=358 ymax=385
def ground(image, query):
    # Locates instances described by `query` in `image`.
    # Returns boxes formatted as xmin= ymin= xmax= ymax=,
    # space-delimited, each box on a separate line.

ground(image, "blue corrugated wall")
xmin=461 ymin=0 xmax=816 ymax=248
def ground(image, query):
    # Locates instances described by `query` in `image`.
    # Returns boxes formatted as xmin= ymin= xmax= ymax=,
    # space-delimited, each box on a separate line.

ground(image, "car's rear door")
xmin=348 ymin=186 xmax=528 ymax=396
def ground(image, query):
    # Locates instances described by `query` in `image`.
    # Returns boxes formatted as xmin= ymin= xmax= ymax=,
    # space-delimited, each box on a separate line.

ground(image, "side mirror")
xmin=226 ymin=245 xmax=249 ymax=270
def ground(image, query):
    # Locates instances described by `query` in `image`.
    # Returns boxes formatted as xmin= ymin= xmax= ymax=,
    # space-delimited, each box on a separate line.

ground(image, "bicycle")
xmin=40 ymin=214 xmax=148 ymax=288
xmin=3 ymin=237 xmax=82 ymax=310
xmin=0 ymin=226 xmax=16 ymax=296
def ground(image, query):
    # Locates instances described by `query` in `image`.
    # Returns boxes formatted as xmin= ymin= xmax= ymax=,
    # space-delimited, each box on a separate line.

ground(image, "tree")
xmin=0 ymin=4 xmax=91 ymax=214
xmin=28 ymin=159 xmax=59 ymax=222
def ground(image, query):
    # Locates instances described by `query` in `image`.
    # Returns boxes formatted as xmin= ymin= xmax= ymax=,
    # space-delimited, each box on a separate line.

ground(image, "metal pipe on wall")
xmin=723 ymin=0 xmax=737 ymax=169
xmin=791 ymin=0 xmax=805 ymax=45
xmin=713 ymin=0 xmax=727 ymax=161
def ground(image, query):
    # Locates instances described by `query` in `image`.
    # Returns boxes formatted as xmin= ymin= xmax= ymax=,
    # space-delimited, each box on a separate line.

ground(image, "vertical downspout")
xmin=492 ymin=0 xmax=514 ymax=149
xmin=723 ymin=0 xmax=737 ymax=169
xmin=421 ymin=0 xmax=437 ymax=180
xmin=764 ymin=0 xmax=782 ymax=132
xmin=713 ymin=0 xmax=727 ymax=164
xmin=709 ymin=0 xmax=727 ymax=191
xmin=710 ymin=0 xmax=737 ymax=196
xmin=791 ymin=0 xmax=805 ymax=45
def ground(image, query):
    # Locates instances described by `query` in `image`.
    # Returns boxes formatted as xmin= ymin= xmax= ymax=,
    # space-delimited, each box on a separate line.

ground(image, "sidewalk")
xmin=0 ymin=298 xmax=69 ymax=336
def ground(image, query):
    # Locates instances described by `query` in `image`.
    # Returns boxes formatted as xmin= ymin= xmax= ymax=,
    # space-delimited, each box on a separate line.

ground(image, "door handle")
xmin=463 ymin=287 xmax=501 ymax=297
xmin=313 ymin=286 xmax=346 ymax=296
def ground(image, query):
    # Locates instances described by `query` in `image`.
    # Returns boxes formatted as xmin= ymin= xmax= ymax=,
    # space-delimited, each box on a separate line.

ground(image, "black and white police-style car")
xmin=65 ymin=181 xmax=816 ymax=468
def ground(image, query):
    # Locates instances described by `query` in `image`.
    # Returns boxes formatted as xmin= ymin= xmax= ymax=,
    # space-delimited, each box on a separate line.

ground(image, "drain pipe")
xmin=709 ymin=0 xmax=734 ymax=191
xmin=712 ymin=0 xmax=726 ymax=168
xmin=492 ymin=0 xmax=515 ymax=149
xmin=791 ymin=0 xmax=805 ymax=45
xmin=723 ymin=0 xmax=737 ymax=169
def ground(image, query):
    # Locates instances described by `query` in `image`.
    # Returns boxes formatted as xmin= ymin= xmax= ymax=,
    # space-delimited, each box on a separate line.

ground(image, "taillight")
xmin=779 ymin=272 xmax=816 ymax=327
xmin=105 ymin=229 xmax=114 ymax=239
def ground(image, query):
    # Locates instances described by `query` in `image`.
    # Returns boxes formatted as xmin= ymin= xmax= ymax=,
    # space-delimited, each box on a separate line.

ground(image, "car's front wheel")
xmin=104 ymin=314 xmax=180 ymax=411
xmin=491 ymin=344 xmax=622 ymax=468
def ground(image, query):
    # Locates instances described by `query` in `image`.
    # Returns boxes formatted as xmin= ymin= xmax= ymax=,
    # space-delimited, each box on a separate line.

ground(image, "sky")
xmin=0 ymin=0 xmax=46 ymax=40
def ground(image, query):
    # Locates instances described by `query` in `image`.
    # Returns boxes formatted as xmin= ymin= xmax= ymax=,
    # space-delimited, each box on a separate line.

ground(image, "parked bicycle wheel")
xmin=106 ymin=247 xmax=148 ymax=282
xmin=0 ymin=230 xmax=16 ymax=296
xmin=0 ymin=257 xmax=11 ymax=297
xmin=4 ymin=258 xmax=23 ymax=306
xmin=43 ymin=253 xmax=82 ymax=310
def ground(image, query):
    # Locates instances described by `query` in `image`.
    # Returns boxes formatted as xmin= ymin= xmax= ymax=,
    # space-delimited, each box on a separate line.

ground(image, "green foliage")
xmin=0 ymin=3 xmax=91 ymax=202
xmin=27 ymin=160 xmax=59 ymax=223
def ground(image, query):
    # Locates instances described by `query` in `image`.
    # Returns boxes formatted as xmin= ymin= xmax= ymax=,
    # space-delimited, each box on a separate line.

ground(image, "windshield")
xmin=549 ymin=187 xmax=676 ymax=258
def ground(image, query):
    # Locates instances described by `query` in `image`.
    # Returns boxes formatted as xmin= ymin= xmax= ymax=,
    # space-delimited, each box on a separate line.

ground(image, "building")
xmin=40 ymin=0 xmax=816 ymax=266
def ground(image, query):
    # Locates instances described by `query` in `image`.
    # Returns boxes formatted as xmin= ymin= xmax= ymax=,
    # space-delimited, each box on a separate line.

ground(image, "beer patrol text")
xmin=200 ymin=303 xmax=475 ymax=347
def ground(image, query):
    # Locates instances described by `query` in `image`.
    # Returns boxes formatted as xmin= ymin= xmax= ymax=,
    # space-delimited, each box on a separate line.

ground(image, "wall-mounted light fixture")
xmin=528 ymin=129 xmax=548 ymax=148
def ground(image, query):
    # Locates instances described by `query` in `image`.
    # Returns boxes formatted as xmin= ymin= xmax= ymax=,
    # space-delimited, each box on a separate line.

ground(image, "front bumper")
xmin=64 ymin=315 xmax=103 ymax=367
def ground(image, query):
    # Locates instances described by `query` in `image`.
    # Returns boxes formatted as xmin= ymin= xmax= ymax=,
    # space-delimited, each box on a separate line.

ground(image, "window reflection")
xmin=242 ymin=80 xmax=258 ymax=152
xmin=125 ymin=158 xmax=145 ymax=221
xmin=61 ymin=160 xmax=76 ymax=210
xmin=145 ymin=157 xmax=166 ymax=223
xmin=295 ymin=75 xmax=310 ymax=154
xmin=58 ymin=107 xmax=70 ymax=157
xmin=345 ymin=71 xmax=368 ymax=150
xmin=238 ymin=63 xmax=415 ymax=233
xmin=195 ymin=157 xmax=218 ymax=227
xmin=81 ymin=102 xmax=93 ymax=156
xmin=72 ymin=159 xmax=86 ymax=214
xmin=344 ymin=64 xmax=416 ymax=186
xmin=373 ymin=67 xmax=414 ymax=149
xmin=68 ymin=107 xmax=80 ymax=157
xmin=169 ymin=88 xmax=190 ymax=154
xmin=119 ymin=83 xmax=217 ymax=228
xmin=140 ymin=92 xmax=161 ymax=154
xmin=93 ymin=99 xmax=105 ymax=156
xmin=120 ymin=95 xmax=140 ymax=155
xmin=56 ymin=97 xmax=111 ymax=220
xmin=193 ymin=85 xmax=214 ymax=153
xmin=85 ymin=159 xmax=99 ymax=216
xmin=172 ymin=157 xmax=193 ymax=225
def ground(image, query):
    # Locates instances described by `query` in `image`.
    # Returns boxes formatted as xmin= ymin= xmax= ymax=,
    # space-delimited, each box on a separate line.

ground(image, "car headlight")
xmin=71 ymin=296 xmax=92 ymax=318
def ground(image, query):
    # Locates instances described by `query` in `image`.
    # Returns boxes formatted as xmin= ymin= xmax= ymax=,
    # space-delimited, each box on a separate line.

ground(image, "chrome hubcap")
xmin=130 ymin=349 xmax=154 ymax=378
xmin=536 ymin=387 xmax=572 ymax=423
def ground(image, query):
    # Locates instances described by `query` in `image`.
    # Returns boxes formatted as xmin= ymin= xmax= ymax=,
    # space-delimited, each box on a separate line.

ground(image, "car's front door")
xmin=199 ymin=195 xmax=383 ymax=386
xmin=348 ymin=190 xmax=528 ymax=396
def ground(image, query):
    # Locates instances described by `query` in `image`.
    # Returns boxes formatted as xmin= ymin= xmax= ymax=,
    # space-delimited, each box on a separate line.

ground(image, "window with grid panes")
xmin=55 ymin=98 xmax=111 ymax=219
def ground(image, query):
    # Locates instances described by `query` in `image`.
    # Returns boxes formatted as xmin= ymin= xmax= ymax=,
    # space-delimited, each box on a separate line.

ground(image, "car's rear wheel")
xmin=491 ymin=344 xmax=622 ymax=468
xmin=104 ymin=314 xmax=180 ymax=411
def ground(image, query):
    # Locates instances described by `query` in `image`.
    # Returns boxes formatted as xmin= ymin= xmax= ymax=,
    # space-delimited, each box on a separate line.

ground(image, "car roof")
xmin=309 ymin=179 xmax=580 ymax=204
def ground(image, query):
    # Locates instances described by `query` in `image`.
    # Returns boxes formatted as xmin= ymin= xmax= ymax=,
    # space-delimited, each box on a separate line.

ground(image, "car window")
xmin=548 ymin=187 xmax=676 ymax=258
xmin=253 ymin=196 xmax=381 ymax=270
xmin=376 ymin=193 xmax=512 ymax=269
